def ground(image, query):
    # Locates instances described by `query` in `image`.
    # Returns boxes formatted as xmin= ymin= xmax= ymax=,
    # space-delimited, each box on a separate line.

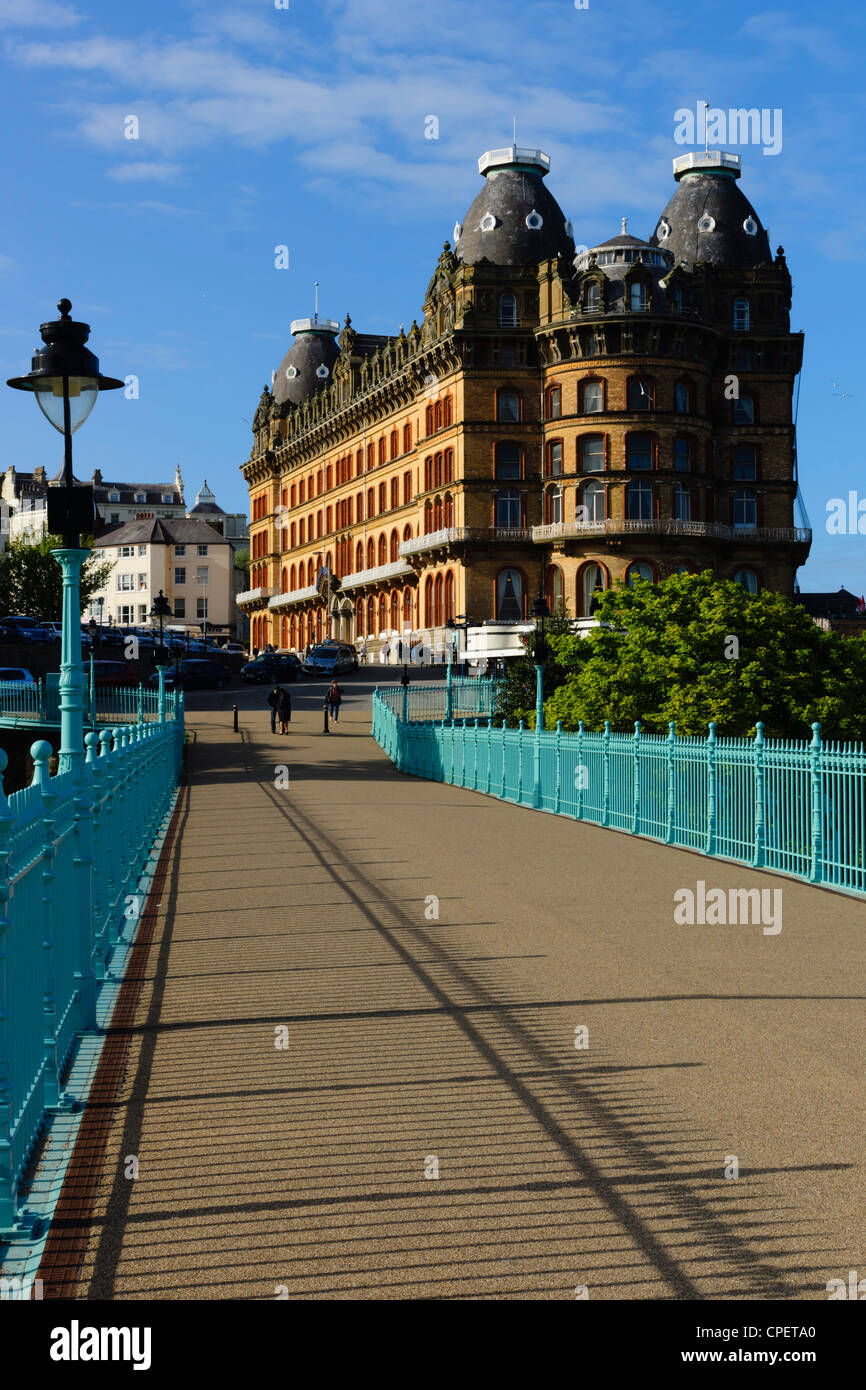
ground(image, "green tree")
xmin=233 ymin=547 xmax=250 ymax=576
xmin=542 ymin=571 xmax=866 ymax=741
xmin=0 ymin=534 xmax=113 ymax=621
xmin=492 ymin=612 xmax=577 ymax=728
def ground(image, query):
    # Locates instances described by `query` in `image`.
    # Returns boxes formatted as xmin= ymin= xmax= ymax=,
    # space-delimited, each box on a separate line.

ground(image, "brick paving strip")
xmin=36 ymin=692 xmax=866 ymax=1300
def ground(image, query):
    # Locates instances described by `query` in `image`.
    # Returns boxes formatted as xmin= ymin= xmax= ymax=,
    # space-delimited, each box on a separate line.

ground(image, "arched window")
xmin=580 ymin=378 xmax=604 ymax=414
xmin=496 ymin=488 xmax=521 ymax=528
xmin=290 ymin=564 xmax=296 ymax=589
xmin=579 ymin=480 xmax=605 ymax=523
xmin=443 ymin=494 xmax=454 ymax=527
xmin=733 ymin=489 xmax=757 ymax=529
xmin=627 ymin=561 xmax=655 ymax=586
xmin=307 ymin=557 xmax=315 ymax=585
xmin=546 ymin=385 xmax=562 ymax=419
xmin=390 ymin=430 xmax=399 ymax=459
xmin=626 ymin=433 xmax=653 ymax=471
xmin=434 ymin=573 xmax=444 ymax=627
xmin=281 ymin=566 xmax=288 ymax=593
xmin=434 ymin=399 xmax=443 ymax=431
xmin=497 ymin=390 xmax=520 ymax=423
xmin=674 ymin=435 xmax=691 ymax=472
xmin=317 ymin=470 xmax=323 ymax=495
xmin=356 ymin=449 xmax=364 ymax=475
xmin=425 ymin=403 xmax=434 ymax=435
xmin=546 ymin=440 xmax=563 ymax=476
xmin=499 ymin=293 xmax=517 ymax=327
xmin=627 ymin=378 xmax=652 ymax=410
xmin=443 ymin=395 xmax=453 ymax=428
xmin=424 ymin=500 xmax=433 ymax=534
xmin=378 ymin=481 xmax=387 ymax=513
xmin=299 ymin=479 xmax=306 ymax=504
xmin=545 ymin=487 xmax=563 ymax=525
xmin=675 ymin=382 xmax=691 ymax=414
xmin=367 ymin=487 xmax=375 ymax=518
xmin=367 ymin=594 xmax=375 ymax=634
xmin=585 ymin=281 xmax=600 ymax=312
xmin=496 ymin=568 xmax=523 ymax=620
xmin=356 ymin=541 xmax=364 ymax=571
xmin=281 ymin=616 xmax=288 ymax=647
xmin=403 ymin=470 xmax=413 ymax=504
xmin=290 ymin=614 xmax=297 ymax=649
xmin=494 ymin=442 xmax=521 ymax=479
xmin=673 ymin=483 xmax=691 ymax=521
xmin=434 ymin=452 xmax=443 ymax=487
xmin=355 ymin=600 xmax=364 ymax=636
xmin=444 ymin=570 xmax=455 ymax=624
xmin=580 ymin=434 xmax=605 ymax=473
xmin=433 ymin=495 xmax=443 ymax=530
xmin=390 ymin=529 xmax=400 ymax=562
xmin=734 ymin=568 xmax=759 ymax=594
xmin=546 ymin=564 xmax=564 ymax=614
xmin=390 ymin=591 xmax=400 ymax=630
xmin=403 ymin=523 xmax=412 ymax=541
xmin=378 ymin=533 xmax=387 ymax=565
xmin=390 ymin=477 xmax=399 ymax=509
xmin=403 ymin=422 xmax=412 ymax=452
xmin=733 ymin=297 xmax=750 ymax=332
xmin=579 ymin=563 xmax=607 ymax=617
xmin=403 ymin=589 xmax=413 ymax=628
xmin=367 ymin=443 xmax=375 ymax=471
xmin=366 ymin=537 xmax=375 ymax=568
xmin=424 ymin=576 xmax=433 ymax=627
xmin=325 ymin=505 xmax=332 ymax=533
xmin=626 ymin=478 xmax=653 ymax=520
xmin=444 ymin=449 xmax=454 ymax=483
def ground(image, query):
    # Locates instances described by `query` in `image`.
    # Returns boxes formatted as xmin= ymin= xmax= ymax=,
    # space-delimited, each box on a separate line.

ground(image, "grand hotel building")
xmin=238 ymin=145 xmax=810 ymax=654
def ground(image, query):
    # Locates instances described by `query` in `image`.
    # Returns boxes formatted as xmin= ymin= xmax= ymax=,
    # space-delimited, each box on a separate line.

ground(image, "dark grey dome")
xmin=650 ymin=152 xmax=771 ymax=269
xmin=273 ymin=318 xmax=340 ymax=406
xmin=453 ymin=146 xmax=574 ymax=267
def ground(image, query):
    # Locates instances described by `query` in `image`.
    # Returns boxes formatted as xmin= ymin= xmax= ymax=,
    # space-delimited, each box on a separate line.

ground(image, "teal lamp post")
xmin=7 ymin=300 xmax=123 ymax=772
xmin=529 ymin=590 xmax=550 ymax=808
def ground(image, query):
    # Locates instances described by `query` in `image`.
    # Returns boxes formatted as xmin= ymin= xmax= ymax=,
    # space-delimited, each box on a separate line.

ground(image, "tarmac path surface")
xmin=39 ymin=678 xmax=865 ymax=1299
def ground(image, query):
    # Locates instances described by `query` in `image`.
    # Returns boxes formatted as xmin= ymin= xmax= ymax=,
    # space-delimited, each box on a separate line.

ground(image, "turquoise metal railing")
xmin=372 ymin=686 xmax=866 ymax=896
xmin=0 ymin=695 xmax=184 ymax=1237
xmin=0 ymin=680 xmax=176 ymax=729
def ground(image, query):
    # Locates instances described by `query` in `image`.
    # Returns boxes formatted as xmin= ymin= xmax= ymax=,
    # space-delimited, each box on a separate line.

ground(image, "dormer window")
xmin=480 ymin=213 xmax=498 ymax=232
xmin=697 ymin=215 xmax=716 ymax=233
xmin=285 ymin=365 xmax=298 ymax=379
xmin=629 ymin=282 xmax=647 ymax=311
xmin=134 ymin=492 xmax=146 ymax=503
xmin=453 ymin=221 xmax=462 ymax=242
xmin=108 ymin=491 xmax=120 ymax=502
xmin=499 ymin=293 xmax=517 ymax=327
xmin=585 ymin=282 xmax=600 ymax=312
xmin=743 ymin=217 xmax=758 ymax=236
xmin=162 ymin=493 xmax=173 ymax=504
xmin=733 ymin=298 xmax=750 ymax=332
xmin=525 ymin=209 xmax=543 ymax=230
xmin=316 ymin=364 xmax=330 ymax=379
xmin=656 ymin=219 xmax=671 ymax=240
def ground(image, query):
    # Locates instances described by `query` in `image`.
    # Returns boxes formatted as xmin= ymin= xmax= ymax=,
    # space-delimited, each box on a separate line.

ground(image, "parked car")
xmin=0 ymin=615 xmax=51 ymax=643
xmin=88 ymin=624 xmax=125 ymax=648
xmin=81 ymin=660 xmax=140 ymax=689
xmin=39 ymin=622 xmax=63 ymax=641
xmin=148 ymin=659 xmax=232 ymax=690
xmin=222 ymin=642 xmax=247 ymax=656
xmin=0 ymin=667 xmax=36 ymax=684
xmin=239 ymin=652 xmax=302 ymax=684
xmin=302 ymin=644 xmax=355 ymax=677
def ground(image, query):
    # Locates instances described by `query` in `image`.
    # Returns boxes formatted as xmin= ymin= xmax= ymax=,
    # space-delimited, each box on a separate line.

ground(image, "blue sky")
xmin=0 ymin=0 xmax=864 ymax=591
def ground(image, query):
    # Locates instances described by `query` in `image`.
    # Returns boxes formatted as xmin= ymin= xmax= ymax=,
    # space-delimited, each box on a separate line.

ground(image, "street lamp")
xmin=150 ymin=590 xmax=172 ymax=665
xmin=150 ymin=589 xmax=172 ymax=723
xmin=6 ymin=299 xmax=123 ymax=774
xmin=529 ymin=590 xmax=550 ymax=807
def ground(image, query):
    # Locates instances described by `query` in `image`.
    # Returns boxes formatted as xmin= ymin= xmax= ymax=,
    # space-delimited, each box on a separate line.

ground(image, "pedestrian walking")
xmin=326 ymin=679 xmax=343 ymax=723
xmin=267 ymin=684 xmax=291 ymax=734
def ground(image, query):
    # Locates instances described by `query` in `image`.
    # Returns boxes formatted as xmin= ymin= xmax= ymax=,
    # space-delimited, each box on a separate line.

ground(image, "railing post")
xmin=516 ymin=719 xmax=524 ymax=804
xmin=554 ymin=720 xmax=562 ymax=814
xmin=632 ymin=720 xmax=642 ymax=835
xmin=809 ymin=722 xmax=823 ymax=884
xmin=485 ymin=717 xmax=492 ymax=795
xmin=85 ymin=732 xmax=106 ymax=982
xmin=500 ymin=720 xmax=507 ymax=799
xmin=665 ymin=721 xmax=676 ymax=843
xmin=72 ymin=716 xmax=97 ymax=1033
xmin=0 ymin=749 xmax=17 ymax=1230
xmin=157 ymin=667 xmax=166 ymax=724
xmin=445 ymin=658 xmax=453 ymax=722
xmin=706 ymin=722 xmax=717 ymax=857
xmin=32 ymin=742 xmax=60 ymax=1110
xmin=532 ymin=664 xmax=544 ymax=810
xmin=576 ymin=720 xmax=585 ymax=820
xmin=752 ymin=721 xmax=766 ymax=868
xmin=602 ymin=721 xmax=611 ymax=827
xmin=137 ymin=682 xmax=144 ymax=727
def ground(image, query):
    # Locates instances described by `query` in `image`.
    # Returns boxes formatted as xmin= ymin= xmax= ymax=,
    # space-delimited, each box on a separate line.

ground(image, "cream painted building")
xmin=89 ymin=517 xmax=238 ymax=635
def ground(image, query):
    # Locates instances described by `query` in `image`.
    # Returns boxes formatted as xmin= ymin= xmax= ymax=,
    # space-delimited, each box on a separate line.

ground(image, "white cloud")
xmin=0 ymin=0 xmax=80 ymax=28
xmin=107 ymin=162 xmax=184 ymax=183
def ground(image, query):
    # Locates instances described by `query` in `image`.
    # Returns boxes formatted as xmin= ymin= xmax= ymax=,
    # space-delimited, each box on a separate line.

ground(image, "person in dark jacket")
xmin=326 ymin=679 xmax=343 ymax=723
xmin=267 ymin=684 xmax=291 ymax=734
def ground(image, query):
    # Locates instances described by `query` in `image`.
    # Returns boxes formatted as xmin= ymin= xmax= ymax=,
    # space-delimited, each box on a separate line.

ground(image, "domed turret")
xmin=453 ymin=145 xmax=574 ymax=267
xmin=273 ymin=317 xmax=341 ymax=406
xmin=650 ymin=152 xmax=771 ymax=269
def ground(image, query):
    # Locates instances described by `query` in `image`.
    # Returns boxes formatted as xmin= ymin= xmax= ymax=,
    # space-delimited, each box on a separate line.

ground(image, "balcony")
xmin=339 ymin=559 xmax=413 ymax=590
xmin=400 ymin=526 xmax=532 ymax=557
xmin=235 ymin=586 xmax=277 ymax=606
xmin=531 ymin=519 xmax=812 ymax=545
xmin=268 ymin=585 xmax=318 ymax=610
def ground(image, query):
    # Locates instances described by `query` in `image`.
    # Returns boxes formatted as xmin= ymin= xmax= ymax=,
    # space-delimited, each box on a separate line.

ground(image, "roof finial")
xmin=512 ymin=115 xmax=517 ymax=150
xmin=314 ymin=281 xmax=319 ymax=324
xmin=621 ymin=217 xmax=628 ymax=234
xmin=703 ymin=100 xmax=709 ymax=154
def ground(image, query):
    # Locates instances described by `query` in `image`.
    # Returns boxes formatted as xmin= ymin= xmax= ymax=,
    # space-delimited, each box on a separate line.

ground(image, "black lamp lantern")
xmin=7 ymin=299 xmax=123 ymax=545
xmin=529 ymin=591 xmax=550 ymax=665
xmin=150 ymin=589 xmax=172 ymax=666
